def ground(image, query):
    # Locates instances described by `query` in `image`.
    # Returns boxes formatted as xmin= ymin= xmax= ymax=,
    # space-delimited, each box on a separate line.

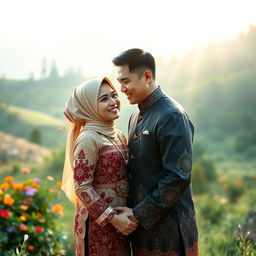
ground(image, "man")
xmin=113 ymin=48 xmax=198 ymax=256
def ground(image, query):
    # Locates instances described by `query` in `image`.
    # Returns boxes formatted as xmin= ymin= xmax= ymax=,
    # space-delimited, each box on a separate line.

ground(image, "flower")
xmin=28 ymin=245 xmax=35 ymax=251
xmin=33 ymin=178 xmax=41 ymax=183
xmin=52 ymin=204 xmax=63 ymax=212
xmin=3 ymin=197 xmax=15 ymax=206
xmin=223 ymin=183 xmax=229 ymax=190
xmin=36 ymin=212 xmax=43 ymax=217
xmin=35 ymin=226 xmax=43 ymax=233
xmin=12 ymin=183 xmax=23 ymax=190
xmin=21 ymin=168 xmax=31 ymax=174
xmin=19 ymin=223 xmax=27 ymax=231
xmin=6 ymin=226 xmax=15 ymax=233
xmin=4 ymin=176 xmax=14 ymax=183
xmin=0 ymin=183 xmax=10 ymax=190
xmin=0 ymin=209 xmax=11 ymax=218
xmin=56 ymin=181 xmax=62 ymax=188
xmin=0 ymin=188 xmax=3 ymax=194
xmin=31 ymin=182 xmax=40 ymax=188
xmin=47 ymin=176 xmax=54 ymax=181
xmin=20 ymin=205 xmax=29 ymax=211
xmin=25 ymin=187 xmax=37 ymax=196
xmin=220 ymin=197 xmax=228 ymax=204
xmin=38 ymin=218 xmax=46 ymax=223
xmin=19 ymin=215 xmax=27 ymax=221
xmin=24 ymin=234 xmax=29 ymax=242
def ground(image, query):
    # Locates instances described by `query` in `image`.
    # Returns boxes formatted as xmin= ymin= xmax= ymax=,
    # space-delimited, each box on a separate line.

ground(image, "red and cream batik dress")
xmin=73 ymin=129 xmax=130 ymax=256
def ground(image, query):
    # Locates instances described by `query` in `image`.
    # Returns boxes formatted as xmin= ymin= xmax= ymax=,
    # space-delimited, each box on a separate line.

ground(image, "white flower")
xmin=24 ymin=234 xmax=29 ymax=242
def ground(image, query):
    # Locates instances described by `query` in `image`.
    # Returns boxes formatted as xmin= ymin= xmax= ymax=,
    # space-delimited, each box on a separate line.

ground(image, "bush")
xmin=192 ymin=163 xmax=206 ymax=195
xmin=0 ymin=172 xmax=67 ymax=256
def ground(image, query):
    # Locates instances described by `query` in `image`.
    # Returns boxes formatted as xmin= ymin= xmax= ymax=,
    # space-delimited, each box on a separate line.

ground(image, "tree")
xmin=29 ymin=128 xmax=42 ymax=145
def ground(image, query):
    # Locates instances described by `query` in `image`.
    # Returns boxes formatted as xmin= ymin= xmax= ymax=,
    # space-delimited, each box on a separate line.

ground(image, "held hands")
xmin=110 ymin=207 xmax=139 ymax=235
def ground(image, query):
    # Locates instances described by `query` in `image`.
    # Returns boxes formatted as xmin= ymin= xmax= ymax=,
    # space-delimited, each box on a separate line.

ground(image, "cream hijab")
xmin=61 ymin=77 xmax=118 ymax=207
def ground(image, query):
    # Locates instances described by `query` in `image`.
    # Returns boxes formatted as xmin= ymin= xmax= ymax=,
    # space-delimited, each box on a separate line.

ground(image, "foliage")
xmin=0 ymin=172 xmax=67 ymax=256
xmin=29 ymin=129 xmax=42 ymax=145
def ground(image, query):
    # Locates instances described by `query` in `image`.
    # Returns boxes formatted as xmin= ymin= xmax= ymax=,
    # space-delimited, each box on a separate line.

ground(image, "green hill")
xmin=0 ymin=102 xmax=65 ymax=148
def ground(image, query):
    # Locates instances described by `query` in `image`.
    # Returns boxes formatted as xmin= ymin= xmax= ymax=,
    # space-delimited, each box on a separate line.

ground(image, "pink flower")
xmin=0 ymin=209 xmax=10 ymax=218
xmin=19 ymin=224 xmax=27 ymax=231
xmin=35 ymin=226 xmax=43 ymax=233
xmin=21 ymin=168 xmax=31 ymax=174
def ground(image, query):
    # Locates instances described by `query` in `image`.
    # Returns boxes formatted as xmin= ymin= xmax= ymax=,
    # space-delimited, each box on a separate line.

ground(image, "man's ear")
xmin=144 ymin=70 xmax=153 ymax=81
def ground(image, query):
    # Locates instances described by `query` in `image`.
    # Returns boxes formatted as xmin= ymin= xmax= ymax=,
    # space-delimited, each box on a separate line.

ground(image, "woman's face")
xmin=98 ymin=83 xmax=120 ymax=121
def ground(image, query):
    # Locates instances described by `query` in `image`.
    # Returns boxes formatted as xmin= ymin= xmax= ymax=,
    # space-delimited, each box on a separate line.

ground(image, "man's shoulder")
xmin=157 ymin=95 xmax=187 ymax=117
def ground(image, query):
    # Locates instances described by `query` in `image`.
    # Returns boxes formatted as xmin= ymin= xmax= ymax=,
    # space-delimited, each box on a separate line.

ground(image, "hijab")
xmin=61 ymin=77 xmax=118 ymax=206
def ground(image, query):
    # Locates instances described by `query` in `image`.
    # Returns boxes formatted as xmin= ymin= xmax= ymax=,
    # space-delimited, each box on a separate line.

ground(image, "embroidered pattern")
xmin=74 ymin=149 xmax=95 ymax=185
xmin=138 ymin=87 xmax=164 ymax=111
xmin=176 ymin=149 xmax=192 ymax=176
xmin=160 ymin=186 xmax=180 ymax=206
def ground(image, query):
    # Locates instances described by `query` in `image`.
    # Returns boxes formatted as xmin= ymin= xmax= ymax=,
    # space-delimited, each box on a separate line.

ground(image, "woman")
xmin=61 ymin=77 xmax=136 ymax=256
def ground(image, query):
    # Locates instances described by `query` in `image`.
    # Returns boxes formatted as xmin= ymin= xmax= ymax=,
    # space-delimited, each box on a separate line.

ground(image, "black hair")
xmin=112 ymin=48 xmax=156 ymax=80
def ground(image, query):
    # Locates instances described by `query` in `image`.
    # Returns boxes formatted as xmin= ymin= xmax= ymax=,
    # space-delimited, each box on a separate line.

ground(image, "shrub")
xmin=0 ymin=172 xmax=66 ymax=256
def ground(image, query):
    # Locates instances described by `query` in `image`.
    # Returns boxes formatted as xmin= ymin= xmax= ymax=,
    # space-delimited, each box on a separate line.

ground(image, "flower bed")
xmin=0 ymin=171 xmax=66 ymax=256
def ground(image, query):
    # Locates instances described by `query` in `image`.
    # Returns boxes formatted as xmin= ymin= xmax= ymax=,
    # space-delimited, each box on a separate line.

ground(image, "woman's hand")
xmin=110 ymin=209 xmax=138 ymax=235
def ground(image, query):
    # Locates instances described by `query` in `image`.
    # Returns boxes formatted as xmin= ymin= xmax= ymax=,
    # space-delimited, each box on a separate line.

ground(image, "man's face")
xmin=116 ymin=65 xmax=148 ymax=105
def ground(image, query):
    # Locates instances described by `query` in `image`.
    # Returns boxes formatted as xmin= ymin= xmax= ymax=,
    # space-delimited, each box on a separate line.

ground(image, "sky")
xmin=0 ymin=0 xmax=256 ymax=79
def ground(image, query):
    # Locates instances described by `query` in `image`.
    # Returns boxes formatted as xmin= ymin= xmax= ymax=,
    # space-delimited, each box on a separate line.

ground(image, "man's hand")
xmin=115 ymin=206 xmax=139 ymax=224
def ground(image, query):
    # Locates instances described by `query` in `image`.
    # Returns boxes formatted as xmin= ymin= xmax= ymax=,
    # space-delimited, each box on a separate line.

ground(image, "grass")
xmin=7 ymin=105 xmax=63 ymax=127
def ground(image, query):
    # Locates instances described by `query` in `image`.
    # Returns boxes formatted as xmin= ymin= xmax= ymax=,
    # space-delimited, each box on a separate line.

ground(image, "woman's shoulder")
xmin=76 ymin=130 xmax=102 ymax=149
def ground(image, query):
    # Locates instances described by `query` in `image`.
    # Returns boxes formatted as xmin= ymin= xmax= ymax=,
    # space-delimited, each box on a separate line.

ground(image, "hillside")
xmin=0 ymin=131 xmax=51 ymax=165
xmin=0 ymin=102 xmax=66 ymax=148
xmin=0 ymin=26 xmax=256 ymax=158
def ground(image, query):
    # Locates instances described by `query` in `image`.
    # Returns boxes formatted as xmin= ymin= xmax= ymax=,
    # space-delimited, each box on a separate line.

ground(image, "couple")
xmin=61 ymin=48 xmax=198 ymax=256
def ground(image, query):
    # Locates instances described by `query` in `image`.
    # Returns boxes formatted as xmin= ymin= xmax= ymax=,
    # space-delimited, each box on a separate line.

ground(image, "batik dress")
xmin=72 ymin=129 xmax=130 ymax=256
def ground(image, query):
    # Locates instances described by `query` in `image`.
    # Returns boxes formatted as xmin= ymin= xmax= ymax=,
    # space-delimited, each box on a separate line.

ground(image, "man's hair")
xmin=112 ymin=48 xmax=156 ymax=80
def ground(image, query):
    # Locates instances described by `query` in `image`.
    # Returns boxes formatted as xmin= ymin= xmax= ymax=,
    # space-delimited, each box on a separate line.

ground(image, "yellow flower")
xmin=0 ymin=183 xmax=10 ymax=190
xmin=20 ymin=205 xmax=29 ymax=211
xmin=47 ymin=176 xmax=54 ymax=181
xmin=218 ymin=176 xmax=228 ymax=182
xmin=234 ymin=179 xmax=243 ymax=187
xmin=4 ymin=197 xmax=15 ymax=206
xmin=0 ymin=188 xmax=3 ymax=195
xmin=223 ymin=183 xmax=229 ymax=190
xmin=52 ymin=204 xmax=63 ymax=212
xmin=20 ymin=215 xmax=27 ymax=221
xmin=4 ymin=176 xmax=14 ymax=183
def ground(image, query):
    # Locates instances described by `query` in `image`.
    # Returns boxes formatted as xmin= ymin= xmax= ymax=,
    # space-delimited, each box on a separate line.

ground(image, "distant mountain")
xmin=0 ymin=102 xmax=65 ymax=148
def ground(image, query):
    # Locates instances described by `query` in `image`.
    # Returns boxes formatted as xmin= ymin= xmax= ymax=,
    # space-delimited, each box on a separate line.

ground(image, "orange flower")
xmin=0 ymin=188 xmax=3 ymax=195
xmin=28 ymin=245 xmax=35 ymax=251
xmin=12 ymin=183 xmax=23 ymax=190
xmin=52 ymin=204 xmax=63 ymax=212
xmin=22 ymin=212 xmax=29 ymax=217
xmin=36 ymin=212 xmax=43 ymax=217
xmin=32 ymin=183 xmax=40 ymax=188
xmin=21 ymin=168 xmax=31 ymax=174
xmin=0 ymin=183 xmax=10 ymax=190
xmin=56 ymin=181 xmax=62 ymax=188
xmin=3 ymin=197 xmax=15 ymax=206
xmin=38 ymin=218 xmax=46 ymax=223
xmin=223 ymin=183 xmax=229 ymax=190
xmin=4 ymin=176 xmax=14 ymax=183
xmin=234 ymin=179 xmax=244 ymax=187
xmin=20 ymin=205 xmax=29 ymax=211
